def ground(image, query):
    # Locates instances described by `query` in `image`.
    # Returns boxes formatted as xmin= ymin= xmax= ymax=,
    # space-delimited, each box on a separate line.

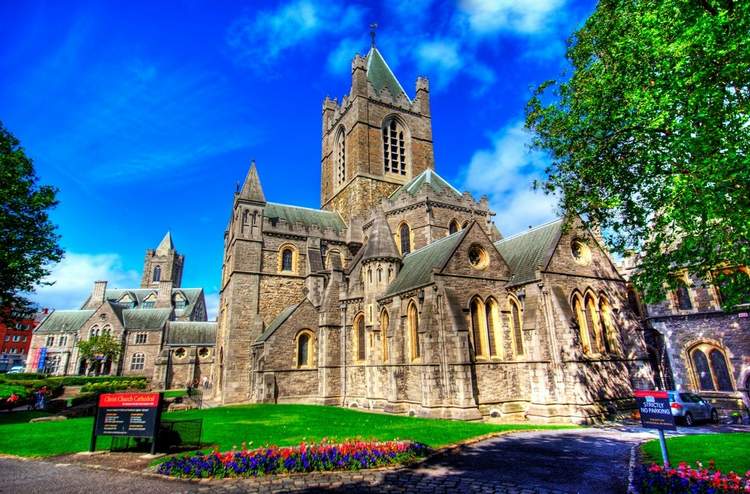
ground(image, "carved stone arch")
xmin=294 ymin=329 xmax=315 ymax=368
xmin=353 ymin=312 xmax=366 ymax=363
xmin=683 ymin=339 xmax=736 ymax=392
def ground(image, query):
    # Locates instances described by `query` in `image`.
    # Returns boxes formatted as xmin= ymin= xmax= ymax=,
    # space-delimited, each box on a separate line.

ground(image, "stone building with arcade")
xmin=212 ymin=43 xmax=655 ymax=423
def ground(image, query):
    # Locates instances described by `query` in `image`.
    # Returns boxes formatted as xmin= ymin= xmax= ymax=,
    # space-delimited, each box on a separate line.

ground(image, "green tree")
xmin=526 ymin=0 xmax=749 ymax=306
xmin=0 ymin=121 xmax=63 ymax=314
xmin=77 ymin=334 xmax=122 ymax=375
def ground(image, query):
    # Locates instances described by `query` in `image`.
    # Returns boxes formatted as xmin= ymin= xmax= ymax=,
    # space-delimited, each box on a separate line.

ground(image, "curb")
xmin=627 ymin=440 xmax=647 ymax=494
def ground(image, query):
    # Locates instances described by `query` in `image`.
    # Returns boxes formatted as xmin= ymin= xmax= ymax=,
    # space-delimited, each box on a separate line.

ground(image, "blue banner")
xmin=37 ymin=347 xmax=47 ymax=372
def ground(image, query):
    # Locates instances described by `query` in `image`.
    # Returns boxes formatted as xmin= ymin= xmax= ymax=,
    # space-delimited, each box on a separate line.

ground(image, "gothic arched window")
xmin=354 ymin=314 xmax=366 ymax=362
xmin=674 ymin=275 xmax=693 ymax=310
xmin=573 ymin=293 xmax=591 ymax=354
xmin=509 ymin=297 xmax=524 ymax=356
xmin=585 ymin=293 xmax=604 ymax=353
xmin=153 ymin=265 xmax=161 ymax=282
xmin=407 ymin=302 xmax=420 ymax=361
xmin=399 ymin=223 xmax=411 ymax=255
xmin=599 ymin=296 xmax=619 ymax=354
xmin=449 ymin=220 xmax=460 ymax=235
xmin=485 ymin=297 xmax=500 ymax=357
xmin=380 ymin=309 xmax=389 ymax=363
xmin=470 ymin=297 xmax=488 ymax=358
xmin=335 ymin=126 xmax=346 ymax=188
xmin=690 ymin=344 xmax=734 ymax=392
xmin=382 ymin=117 xmax=408 ymax=175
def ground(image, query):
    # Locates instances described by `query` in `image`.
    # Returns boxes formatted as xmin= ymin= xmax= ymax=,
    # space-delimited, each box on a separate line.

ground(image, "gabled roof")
xmin=34 ymin=310 xmax=95 ymax=334
xmin=123 ymin=309 xmax=172 ymax=330
xmin=493 ymin=219 xmax=563 ymax=287
xmin=156 ymin=232 xmax=174 ymax=254
xmin=366 ymin=47 xmax=409 ymax=101
xmin=389 ymin=169 xmax=462 ymax=201
xmin=383 ymin=229 xmax=467 ymax=297
xmin=166 ymin=322 xmax=217 ymax=345
xmin=256 ymin=302 xmax=301 ymax=343
xmin=265 ymin=203 xmax=346 ymax=233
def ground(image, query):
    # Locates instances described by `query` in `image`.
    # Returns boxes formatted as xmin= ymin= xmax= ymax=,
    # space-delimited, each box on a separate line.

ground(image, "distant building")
xmin=0 ymin=309 xmax=46 ymax=371
xmin=619 ymin=257 xmax=750 ymax=417
xmin=27 ymin=233 xmax=216 ymax=389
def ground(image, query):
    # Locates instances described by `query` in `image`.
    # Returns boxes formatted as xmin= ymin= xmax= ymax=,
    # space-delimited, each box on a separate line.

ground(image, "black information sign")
xmin=635 ymin=390 xmax=676 ymax=431
xmin=90 ymin=392 xmax=163 ymax=453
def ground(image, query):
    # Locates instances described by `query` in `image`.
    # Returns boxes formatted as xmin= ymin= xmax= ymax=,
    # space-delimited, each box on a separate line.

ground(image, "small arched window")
xmin=382 ymin=117 xmax=407 ymax=175
xmin=354 ymin=314 xmax=366 ymax=362
xmin=380 ymin=309 xmax=389 ymax=363
xmin=153 ymin=265 xmax=161 ymax=282
xmin=449 ymin=220 xmax=460 ymax=235
xmin=585 ymin=294 xmax=605 ymax=353
xmin=399 ymin=223 xmax=411 ymax=255
xmin=297 ymin=331 xmax=313 ymax=368
xmin=281 ymin=248 xmax=294 ymax=272
xmin=674 ymin=275 xmax=693 ymax=310
xmin=89 ymin=325 xmax=100 ymax=338
xmin=407 ymin=302 xmax=420 ymax=361
xmin=130 ymin=353 xmax=145 ymax=371
xmin=509 ymin=297 xmax=524 ymax=356
xmin=335 ymin=126 xmax=346 ymax=187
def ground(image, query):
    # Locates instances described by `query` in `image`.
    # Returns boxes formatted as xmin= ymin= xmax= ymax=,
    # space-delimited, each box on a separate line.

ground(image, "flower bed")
xmin=156 ymin=439 xmax=430 ymax=478
xmin=638 ymin=461 xmax=750 ymax=493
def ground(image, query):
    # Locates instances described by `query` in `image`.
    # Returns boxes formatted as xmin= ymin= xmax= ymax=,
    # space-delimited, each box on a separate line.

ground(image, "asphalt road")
xmin=0 ymin=428 xmax=656 ymax=494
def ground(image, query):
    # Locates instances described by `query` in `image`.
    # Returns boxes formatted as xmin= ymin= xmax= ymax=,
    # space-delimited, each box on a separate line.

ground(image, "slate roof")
xmin=493 ymin=219 xmax=563 ymax=287
xmin=366 ymin=47 xmax=409 ymax=100
xmin=34 ymin=310 xmax=95 ymax=334
xmin=361 ymin=212 xmax=400 ymax=262
xmin=83 ymin=287 xmax=203 ymax=317
xmin=264 ymin=203 xmax=346 ymax=233
xmin=256 ymin=303 xmax=300 ymax=343
xmin=383 ymin=229 xmax=466 ymax=297
xmin=123 ymin=309 xmax=172 ymax=330
xmin=166 ymin=322 xmax=217 ymax=346
xmin=389 ymin=169 xmax=462 ymax=201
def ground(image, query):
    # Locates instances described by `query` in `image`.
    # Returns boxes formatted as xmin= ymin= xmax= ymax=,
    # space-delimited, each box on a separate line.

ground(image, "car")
xmin=6 ymin=366 xmax=26 ymax=374
xmin=668 ymin=391 xmax=719 ymax=426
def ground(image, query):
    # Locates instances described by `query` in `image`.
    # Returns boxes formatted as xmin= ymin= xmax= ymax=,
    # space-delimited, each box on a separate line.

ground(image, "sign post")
xmin=634 ymin=390 xmax=676 ymax=468
xmin=90 ymin=392 xmax=163 ymax=454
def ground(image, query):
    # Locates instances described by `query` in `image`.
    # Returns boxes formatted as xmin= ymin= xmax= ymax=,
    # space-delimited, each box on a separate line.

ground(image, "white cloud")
xmin=459 ymin=0 xmax=567 ymax=35
xmin=326 ymin=37 xmax=363 ymax=74
xmin=31 ymin=253 xmax=140 ymax=310
xmin=461 ymin=121 xmax=559 ymax=236
xmin=414 ymin=38 xmax=496 ymax=92
xmin=227 ymin=0 xmax=366 ymax=66
xmin=204 ymin=291 xmax=220 ymax=322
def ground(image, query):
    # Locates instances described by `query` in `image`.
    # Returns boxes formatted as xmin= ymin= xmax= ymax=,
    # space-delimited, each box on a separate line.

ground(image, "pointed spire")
xmin=361 ymin=210 xmax=401 ymax=262
xmin=366 ymin=46 xmax=409 ymax=101
xmin=156 ymin=231 xmax=174 ymax=254
xmin=240 ymin=160 xmax=266 ymax=203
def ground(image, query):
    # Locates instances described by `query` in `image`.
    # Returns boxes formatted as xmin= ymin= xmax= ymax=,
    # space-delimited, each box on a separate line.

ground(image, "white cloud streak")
xmin=458 ymin=0 xmax=568 ymax=35
xmin=31 ymin=253 xmax=140 ymax=310
xmin=461 ymin=121 xmax=559 ymax=236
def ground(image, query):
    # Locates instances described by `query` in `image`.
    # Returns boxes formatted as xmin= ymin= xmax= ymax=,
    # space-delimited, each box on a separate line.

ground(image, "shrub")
xmin=0 ymin=384 xmax=30 ymax=400
xmin=638 ymin=461 xmax=750 ymax=493
xmin=80 ymin=379 xmax=147 ymax=394
xmin=157 ymin=439 xmax=430 ymax=479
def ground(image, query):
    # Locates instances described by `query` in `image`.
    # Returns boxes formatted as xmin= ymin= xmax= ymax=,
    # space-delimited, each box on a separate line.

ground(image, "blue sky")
xmin=1 ymin=0 xmax=595 ymax=318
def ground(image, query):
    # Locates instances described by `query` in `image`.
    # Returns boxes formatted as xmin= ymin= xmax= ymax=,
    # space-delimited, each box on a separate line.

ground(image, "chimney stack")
xmin=92 ymin=281 xmax=108 ymax=305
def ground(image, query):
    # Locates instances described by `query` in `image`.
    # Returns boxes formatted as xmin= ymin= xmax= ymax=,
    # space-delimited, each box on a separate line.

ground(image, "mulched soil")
xmin=49 ymin=451 xmax=159 ymax=472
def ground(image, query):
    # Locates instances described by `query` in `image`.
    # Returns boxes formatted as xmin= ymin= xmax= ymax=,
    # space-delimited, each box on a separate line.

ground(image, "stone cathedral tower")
xmin=320 ymin=43 xmax=434 ymax=225
xmin=141 ymin=232 xmax=184 ymax=288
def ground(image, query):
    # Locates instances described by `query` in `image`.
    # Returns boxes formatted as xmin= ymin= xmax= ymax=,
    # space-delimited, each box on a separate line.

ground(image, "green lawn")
xmin=0 ymin=404 xmax=574 ymax=457
xmin=641 ymin=433 xmax=750 ymax=474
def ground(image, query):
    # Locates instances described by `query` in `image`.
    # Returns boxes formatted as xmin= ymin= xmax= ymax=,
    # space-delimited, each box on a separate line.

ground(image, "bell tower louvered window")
xmin=335 ymin=127 xmax=346 ymax=187
xmin=382 ymin=118 xmax=407 ymax=175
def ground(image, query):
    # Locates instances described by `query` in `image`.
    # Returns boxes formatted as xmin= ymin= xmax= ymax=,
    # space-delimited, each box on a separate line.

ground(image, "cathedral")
xmin=212 ymin=44 xmax=655 ymax=423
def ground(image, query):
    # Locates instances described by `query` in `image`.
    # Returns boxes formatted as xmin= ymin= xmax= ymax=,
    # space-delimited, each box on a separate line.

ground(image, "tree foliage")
xmin=77 ymin=334 xmax=122 ymax=373
xmin=526 ymin=0 xmax=750 ymax=306
xmin=0 ymin=121 xmax=63 ymax=313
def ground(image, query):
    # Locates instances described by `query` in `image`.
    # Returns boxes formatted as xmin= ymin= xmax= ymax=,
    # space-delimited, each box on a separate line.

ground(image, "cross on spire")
xmin=370 ymin=23 xmax=378 ymax=48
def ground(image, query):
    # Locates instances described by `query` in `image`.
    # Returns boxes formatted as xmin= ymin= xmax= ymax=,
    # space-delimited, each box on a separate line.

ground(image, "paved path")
xmin=0 ymin=428 xmax=653 ymax=494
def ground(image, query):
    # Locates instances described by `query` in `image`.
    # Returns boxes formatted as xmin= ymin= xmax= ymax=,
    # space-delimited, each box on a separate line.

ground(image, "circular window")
xmin=571 ymin=240 xmax=592 ymax=265
xmin=198 ymin=347 xmax=210 ymax=358
xmin=468 ymin=245 xmax=489 ymax=270
xmin=174 ymin=347 xmax=186 ymax=359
